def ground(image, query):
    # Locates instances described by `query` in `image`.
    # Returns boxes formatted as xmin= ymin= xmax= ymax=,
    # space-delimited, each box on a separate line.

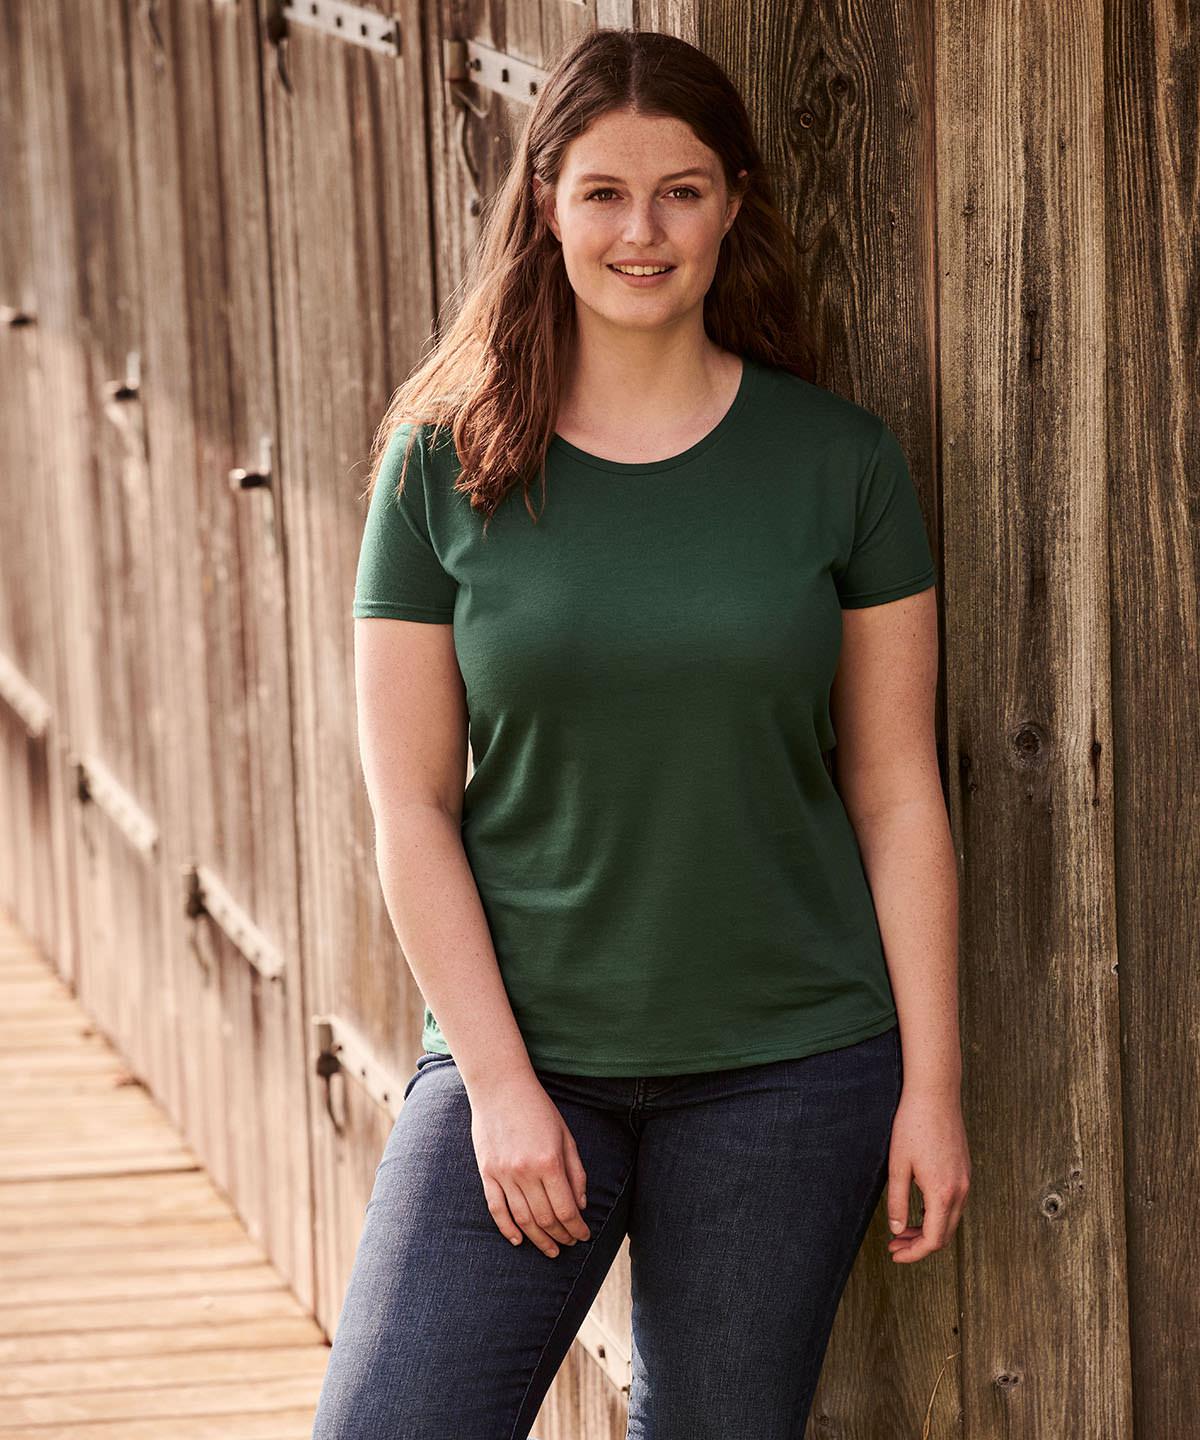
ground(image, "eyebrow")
xmin=574 ymin=168 xmax=714 ymax=185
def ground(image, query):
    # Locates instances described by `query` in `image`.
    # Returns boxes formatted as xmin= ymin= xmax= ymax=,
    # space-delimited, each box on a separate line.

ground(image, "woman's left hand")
xmin=883 ymin=1084 xmax=972 ymax=1263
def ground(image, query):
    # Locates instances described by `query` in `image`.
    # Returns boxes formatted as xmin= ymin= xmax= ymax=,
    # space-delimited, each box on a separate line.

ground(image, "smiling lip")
xmin=607 ymin=262 xmax=676 ymax=285
xmin=608 ymin=261 xmax=675 ymax=269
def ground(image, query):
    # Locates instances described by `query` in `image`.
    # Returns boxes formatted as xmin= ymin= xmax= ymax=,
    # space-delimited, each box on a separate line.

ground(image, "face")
xmin=539 ymin=107 xmax=746 ymax=335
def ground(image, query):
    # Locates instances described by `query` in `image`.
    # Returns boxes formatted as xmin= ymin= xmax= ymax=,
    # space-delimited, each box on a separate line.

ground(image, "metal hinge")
xmin=279 ymin=0 xmax=400 ymax=56
xmin=228 ymin=434 xmax=279 ymax=557
xmin=182 ymin=862 xmax=284 ymax=981
xmin=72 ymin=753 xmax=159 ymax=859
xmin=1 ymin=303 xmax=36 ymax=327
xmin=443 ymin=37 xmax=550 ymax=105
xmin=311 ymin=1012 xmax=408 ymax=1131
xmin=0 ymin=650 xmax=51 ymax=739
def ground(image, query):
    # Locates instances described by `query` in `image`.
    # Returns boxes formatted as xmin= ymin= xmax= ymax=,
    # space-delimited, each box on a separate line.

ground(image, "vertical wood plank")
xmin=1105 ymin=0 xmax=1200 ymax=1431
xmin=19 ymin=0 xmax=176 ymax=1122
xmin=0 ymin=0 xmax=61 ymax=959
xmin=124 ymin=0 xmax=314 ymax=1303
xmin=938 ymin=0 xmax=1131 ymax=1435
xmin=258 ymin=0 xmax=442 ymax=1339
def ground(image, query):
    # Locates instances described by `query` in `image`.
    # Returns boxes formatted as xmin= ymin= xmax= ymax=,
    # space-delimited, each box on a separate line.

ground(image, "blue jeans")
xmin=311 ymin=1023 xmax=903 ymax=1439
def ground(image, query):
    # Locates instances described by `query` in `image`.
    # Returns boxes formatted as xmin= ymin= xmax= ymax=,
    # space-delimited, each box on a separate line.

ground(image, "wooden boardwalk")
xmin=0 ymin=910 xmax=328 ymax=1439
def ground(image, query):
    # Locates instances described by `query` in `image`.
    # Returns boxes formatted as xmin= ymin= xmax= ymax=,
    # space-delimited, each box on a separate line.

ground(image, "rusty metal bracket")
xmin=0 ymin=650 xmax=51 ymax=739
xmin=181 ymin=862 xmax=284 ymax=981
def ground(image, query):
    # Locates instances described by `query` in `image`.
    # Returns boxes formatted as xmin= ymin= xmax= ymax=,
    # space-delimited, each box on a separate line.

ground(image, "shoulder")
xmin=378 ymin=419 xmax=463 ymax=495
xmin=751 ymin=362 xmax=890 ymax=468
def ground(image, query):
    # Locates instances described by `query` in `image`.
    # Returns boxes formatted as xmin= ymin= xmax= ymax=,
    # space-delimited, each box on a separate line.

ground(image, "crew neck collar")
xmin=548 ymin=356 xmax=758 ymax=475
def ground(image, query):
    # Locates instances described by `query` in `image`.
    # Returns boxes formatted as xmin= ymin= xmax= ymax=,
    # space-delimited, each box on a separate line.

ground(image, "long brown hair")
xmin=365 ymin=27 xmax=819 ymax=531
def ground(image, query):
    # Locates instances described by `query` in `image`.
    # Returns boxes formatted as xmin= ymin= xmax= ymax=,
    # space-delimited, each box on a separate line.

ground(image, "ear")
xmin=724 ymin=169 xmax=748 ymax=232
xmin=534 ymin=175 xmax=560 ymax=242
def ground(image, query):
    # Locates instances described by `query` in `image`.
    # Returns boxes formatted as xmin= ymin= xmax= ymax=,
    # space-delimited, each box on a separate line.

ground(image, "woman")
xmin=313 ymin=26 xmax=970 ymax=1440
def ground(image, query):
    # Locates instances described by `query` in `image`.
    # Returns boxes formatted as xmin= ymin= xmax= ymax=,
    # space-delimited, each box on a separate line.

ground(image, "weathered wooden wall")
xmin=1 ymin=0 xmax=1194 ymax=1436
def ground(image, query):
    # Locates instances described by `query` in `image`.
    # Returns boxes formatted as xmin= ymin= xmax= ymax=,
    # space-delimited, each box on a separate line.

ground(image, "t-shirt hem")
xmin=353 ymin=600 xmax=455 ymax=621
xmin=838 ymin=568 xmax=936 ymax=608
xmin=420 ymin=1006 xmax=900 ymax=1078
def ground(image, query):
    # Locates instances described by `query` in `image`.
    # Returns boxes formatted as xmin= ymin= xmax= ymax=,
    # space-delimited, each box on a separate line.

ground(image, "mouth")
xmin=606 ymin=263 xmax=677 ymax=281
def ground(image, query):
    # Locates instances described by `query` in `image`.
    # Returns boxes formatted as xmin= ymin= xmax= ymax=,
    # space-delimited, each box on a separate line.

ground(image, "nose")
xmin=621 ymin=198 xmax=666 ymax=247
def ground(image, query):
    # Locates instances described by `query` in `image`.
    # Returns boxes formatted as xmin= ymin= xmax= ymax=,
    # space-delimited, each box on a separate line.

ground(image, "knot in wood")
xmin=1011 ymin=722 xmax=1049 ymax=769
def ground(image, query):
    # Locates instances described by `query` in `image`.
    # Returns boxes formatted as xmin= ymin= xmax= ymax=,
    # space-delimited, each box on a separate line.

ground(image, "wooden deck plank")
xmin=0 ymin=1414 xmax=316 ymax=1439
xmin=0 ymin=912 xmax=328 ymax=1439
xmin=0 ymin=1343 xmax=329 ymax=1396
xmin=0 ymin=1172 xmax=226 ymax=1218
xmin=0 ymin=1218 xmax=259 ymax=1254
xmin=0 ymin=1318 xmax=325 ymax=1366
xmin=5 ymin=1372 xmax=325 ymax=1425
xmin=3 ymin=1240 xmax=265 ymax=1279
xmin=7 ymin=1261 xmax=288 ymax=1305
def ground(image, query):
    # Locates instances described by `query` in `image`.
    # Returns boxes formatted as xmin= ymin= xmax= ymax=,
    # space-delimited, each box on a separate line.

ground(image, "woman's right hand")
xmin=469 ymin=1076 xmax=592 ymax=1257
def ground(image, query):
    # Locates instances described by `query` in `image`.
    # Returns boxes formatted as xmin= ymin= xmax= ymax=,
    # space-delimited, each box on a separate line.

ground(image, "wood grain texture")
xmin=939 ymin=0 xmax=1131 ymax=1436
xmin=258 ymin=0 xmax=444 ymax=1339
xmin=1 ymin=0 xmax=1193 ymax=1433
xmin=122 ymin=0 xmax=314 ymax=1309
xmin=1105 ymin=0 xmax=1200 ymax=1435
xmin=0 ymin=909 xmax=327 ymax=1436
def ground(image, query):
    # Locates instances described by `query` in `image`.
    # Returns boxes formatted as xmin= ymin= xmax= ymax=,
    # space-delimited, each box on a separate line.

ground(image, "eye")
xmin=582 ymin=186 xmax=702 ymax=202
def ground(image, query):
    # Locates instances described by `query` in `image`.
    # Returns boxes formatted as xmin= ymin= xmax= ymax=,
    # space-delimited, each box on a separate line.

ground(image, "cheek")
xmin=671 ymin=209 xmax=726 ymax=256
xmin=559 ymin=208 xmax=610 ymax=256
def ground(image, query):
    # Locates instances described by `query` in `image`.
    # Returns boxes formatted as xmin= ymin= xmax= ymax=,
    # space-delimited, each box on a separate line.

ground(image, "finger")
xmin=544 ymin=1160 xmax=591 ymax=1241
xmin=508 ymin=1180 xmax=567 ymax=1256
xmin=886 ymin=1161 xmax=912 ymax=1237
xmin=481 ymin=1173 xmax=524 ymax=1247
xmin=945 ymin=1192 xmax=968 ymax=1240
xmin=523 ymin=1176 xmax=580 ymax=1246
xmin=891 ymin=1198 xmax=952 ymax=1265
xmin=889 ymin=1217 xmax=934 ymax=1262
xmin=920 ymin=1189 xmax=953 ymax=1251
xmin=560 ymin=1133 xmax=590 ymax=1216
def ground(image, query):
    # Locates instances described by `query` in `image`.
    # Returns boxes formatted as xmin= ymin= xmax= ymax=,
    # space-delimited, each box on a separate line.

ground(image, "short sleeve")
xmin=352 ymin=423 xmax=458 ymax=623
xmin=833 ymin=419 xmax=937 ymax=608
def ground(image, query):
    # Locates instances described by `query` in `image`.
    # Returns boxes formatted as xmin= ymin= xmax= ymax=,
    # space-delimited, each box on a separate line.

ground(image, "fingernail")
xmin=889 ymin=1218 xmax=903 ymax=1233
xmin=547 ymin=1246 xmax=559 ymax=1257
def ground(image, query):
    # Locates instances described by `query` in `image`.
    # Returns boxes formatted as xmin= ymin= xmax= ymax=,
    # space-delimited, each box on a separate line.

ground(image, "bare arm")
xmin=830 ymin=586 xmax=961 ymax=1094
xmin=354 ymin=615 xmax=537 ymax=1102
xmin=830 ymin=585 xmax=970 ymax=1263
xmin=356 ymin=614 xmax=592 ymax=1255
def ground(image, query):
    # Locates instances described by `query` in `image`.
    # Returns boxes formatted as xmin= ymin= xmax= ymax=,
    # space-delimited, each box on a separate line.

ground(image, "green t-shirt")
xmin=353 ymin=355 xmax=936 ymax=1076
